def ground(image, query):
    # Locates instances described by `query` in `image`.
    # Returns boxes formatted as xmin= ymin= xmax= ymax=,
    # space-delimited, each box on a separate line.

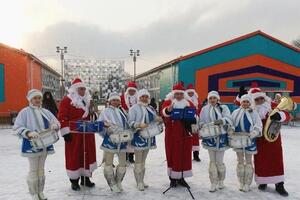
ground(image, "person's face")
xmin=275 ymin=95 xmax=281 ymax=103
xmin=174 ymin=92 xmax=184 ymax=101
xmin=209 ymin=96 xmax=218 ymax=106
xmin=241 ymin=100 xmax=251 ymax=109
xmin=187 ymin=91 xmax=194 ymax=97
xmin=140 ymin=95 xmax=149 ymax=104
xmin=31 ymin=96 xmax=42 ymax=107
xmin=255 ymin=97 xmax=265 ymax=105
xmin=110 ymin=99 xmax=120 ymax=107
xmin=77 ymin=87 xmax=86 ymax=97
xmin=128 ymin=89 xmax=136 ymax=96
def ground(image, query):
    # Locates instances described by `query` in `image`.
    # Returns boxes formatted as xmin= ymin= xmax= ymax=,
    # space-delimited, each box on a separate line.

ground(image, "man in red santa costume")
xmin=161 ymin=83 xmax=196 ymax=188
xmin=58 ymin=78 xmax=97 ymax=191
xmin=120 ymin=81 xmax=138 ymax=163
xmin=250 ymin=87 xmax=291 ymax=197
xmin=186 ymin=83 xmax=201 ymax=162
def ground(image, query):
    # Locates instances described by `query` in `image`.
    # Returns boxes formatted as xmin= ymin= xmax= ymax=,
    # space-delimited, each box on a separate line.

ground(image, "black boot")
xmin=80 ymin=176 xmax=95 ymax=188
xmin=178 ymin=178 xmax=190 ymax=188
xmin=169 ymin=177 xmax=177 ymax=187
xmin=258 ymin=184 xmax=267 ymax=191
xmin=275 ymin=182 xmax=289 ymax=197
xmin=70 ymin=179 xmax=80 ymax=191
xmin=128 ymin=153 xmax=135 ymax=163
xmin=193 ymin=151 xmax=201 ymax=162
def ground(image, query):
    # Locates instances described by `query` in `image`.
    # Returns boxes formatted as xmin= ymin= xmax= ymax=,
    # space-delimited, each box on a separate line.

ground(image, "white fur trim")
xmin=240 ymin=94 xmax=252 ymax=104
xmin=108 ymin=93 xmax=121 ymax=102
xmin=207 ymin=91 xmax=220 ymax=100
xmin=66 ymin=162 xmax=98 ymax=179
xmin=125 ymin=87 xmax=137 ymax=93
xmin=192 ymin=146 xmax=200 ymax=151
xmin=172 ymin=90 xmax=185 ymax=94
xmin=167 ymin=168 xmax=193 ymax=179
xmin=27 ymin=89 xmax=43 ymax=101
xmin=60 ymin=127 xmax=70 ymax=136
xmin=137 ymin=89 xmax=150 ymax=98
xmin=255 ymin=174 xmax=284 ymax=184
xmin=162 ymin=107 xmax=171 ymax=117
xmin=252 ymin=92 xmax=266 ymax=100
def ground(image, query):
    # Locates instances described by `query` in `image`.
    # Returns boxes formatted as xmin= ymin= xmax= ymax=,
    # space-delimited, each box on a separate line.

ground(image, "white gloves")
xmin=155 ymin=116 xmax=163 ymax=123
xmin=191 ymin=124 xmax=199 ymax=133
xmin=249 ymin=131 xmax=258 ymax=139
xmin=50 ymin=123 xmax=59 ymax=130
xmin=139 ymin=123 xmax=148 ymax=129
xmin=27 ymin=131 xmax=39 ymax=139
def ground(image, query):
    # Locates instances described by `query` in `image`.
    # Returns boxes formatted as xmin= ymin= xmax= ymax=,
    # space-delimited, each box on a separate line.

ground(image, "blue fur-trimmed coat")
xmin=13 ymin=106 xmax=60 ymax=157
xmin=98 ymin=106 xmax=129 ymax=153
xmin=199 ymin=104 xmax=233 ymax=151
xmin=231 ymin=107 xmax=263 ymax=154
xmin=128 ymin=103 xmax=157 ymax=150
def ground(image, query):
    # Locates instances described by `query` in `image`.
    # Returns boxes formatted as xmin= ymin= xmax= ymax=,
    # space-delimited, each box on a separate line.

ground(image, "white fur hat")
xmin=108 ymin=92 xmax=121 ymax=102
xmin=240 ymin=94 xmax=252 ymax=104
xmin=207 ymin=91 xmax=220 ymax=100
xmin=27 ymin=89 xmax=43 ymax=101
xmin=138 ymin=89 xmax=150 ymax=99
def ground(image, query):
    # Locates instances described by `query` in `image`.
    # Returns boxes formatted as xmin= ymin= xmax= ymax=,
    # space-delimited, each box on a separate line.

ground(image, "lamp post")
xmin=130 ymin=49 xmax=140 ymax=81
xmin=56 ymin=46 xmax=67 ymax=98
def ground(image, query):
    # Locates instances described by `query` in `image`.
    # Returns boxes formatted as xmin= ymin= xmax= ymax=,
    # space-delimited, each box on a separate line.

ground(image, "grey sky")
xmin=4 ymin=0 xmax=299 ymax=75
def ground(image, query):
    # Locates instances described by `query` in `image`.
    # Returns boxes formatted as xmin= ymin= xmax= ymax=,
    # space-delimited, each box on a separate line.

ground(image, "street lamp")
xmin=56 ymin=46 xmax=67 ymax=98
xmin=130 ymin=49 xmax=140 ymax=81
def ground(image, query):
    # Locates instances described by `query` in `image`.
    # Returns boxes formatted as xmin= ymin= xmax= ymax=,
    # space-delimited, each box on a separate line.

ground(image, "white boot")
xmin=134 ymin=163 xmax=144 ymax=191
xmin=236 ymin=164 xmax=245 ymax=191
xmin=27 ymin=172 xmax=40 ymax=200
xmin=217 ymin=163 xmax=226 ymax=189
xmin=38 ymin=176 xmax=47 ymax=200
xmin=141 ymin=165 xmax=149 ymax=188
xmin=116 ymin=165 xmax=126 ymax=191
xmin=209 ymin=162 xmax=218 ymax=192
xmin=243 ymin=164 xmax=253 ymax=192
xmin=104 ymin=166 xmax=121 ymax=193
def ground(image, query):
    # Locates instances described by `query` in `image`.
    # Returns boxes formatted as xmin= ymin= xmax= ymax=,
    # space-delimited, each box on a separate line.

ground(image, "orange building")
xmin=0 ymin=43 xmax=61 ymax=116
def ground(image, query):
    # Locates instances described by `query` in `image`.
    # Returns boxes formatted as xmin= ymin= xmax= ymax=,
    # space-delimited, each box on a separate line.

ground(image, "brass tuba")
xmin=263 ymin=97 xmax=295 ymax=142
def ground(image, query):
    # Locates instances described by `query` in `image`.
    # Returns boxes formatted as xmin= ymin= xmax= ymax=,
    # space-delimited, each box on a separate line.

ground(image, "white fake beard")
xmin=172 ymin=99 xmax=189 ymax=109
xmin=255 ymin=102 xmax=272 ymax=120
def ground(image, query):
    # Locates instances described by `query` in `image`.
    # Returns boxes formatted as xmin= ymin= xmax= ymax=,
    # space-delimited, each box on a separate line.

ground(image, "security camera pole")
xmin=56 ymin=46 xmax=68 ymax=98
xmin=130 ymin=49 xmax=140 ymax=81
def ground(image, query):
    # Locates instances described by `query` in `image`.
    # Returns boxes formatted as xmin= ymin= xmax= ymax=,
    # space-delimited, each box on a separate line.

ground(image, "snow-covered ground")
xmin=1 ymin=126 xmax=300 ymax=200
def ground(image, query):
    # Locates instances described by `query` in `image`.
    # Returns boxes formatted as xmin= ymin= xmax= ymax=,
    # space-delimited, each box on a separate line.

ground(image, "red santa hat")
xmin=248 ymin=87 xmax=266 ymax=100
xmin=185 ymin=83 xmax=198 ymax=98
xmin=69 ymin=78 xmax=86 ymax=90
xmin=207 ymin=91 xmax=220 ymax=100
xmin=172 ymin=83 xmax=185 ymax=94
xmin=126 ymin=81 xmax=137 ymax=93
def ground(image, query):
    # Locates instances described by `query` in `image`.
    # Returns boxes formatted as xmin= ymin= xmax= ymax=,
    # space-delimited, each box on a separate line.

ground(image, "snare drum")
xmin=229 ymin=134 xmax=251 ymax=148
xmin=108 ymin=125 xmax=133 ymax=144
xmin=30 ymin=129 xmax=59 ymax=150
xmin=200 ymin=123 xmax=222 ymax=138
xmin=140 ymin=122 xmax=163 ymax=139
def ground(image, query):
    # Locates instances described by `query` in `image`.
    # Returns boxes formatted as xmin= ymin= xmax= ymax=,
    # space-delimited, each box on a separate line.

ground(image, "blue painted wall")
xmin=178 ymin=35 xmax=300 ymax=85
xmin=0 ymin=64 xmax=4 ymax=102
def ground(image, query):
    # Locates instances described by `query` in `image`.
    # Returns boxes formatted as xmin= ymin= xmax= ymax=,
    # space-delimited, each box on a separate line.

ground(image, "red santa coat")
xmin=254 ymin=103 xmax=291 ymax=184
xmin=58 ymin=96 xmax=97 ymax=179
xmin=161 ymin=99 xmax=195 ymax=179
